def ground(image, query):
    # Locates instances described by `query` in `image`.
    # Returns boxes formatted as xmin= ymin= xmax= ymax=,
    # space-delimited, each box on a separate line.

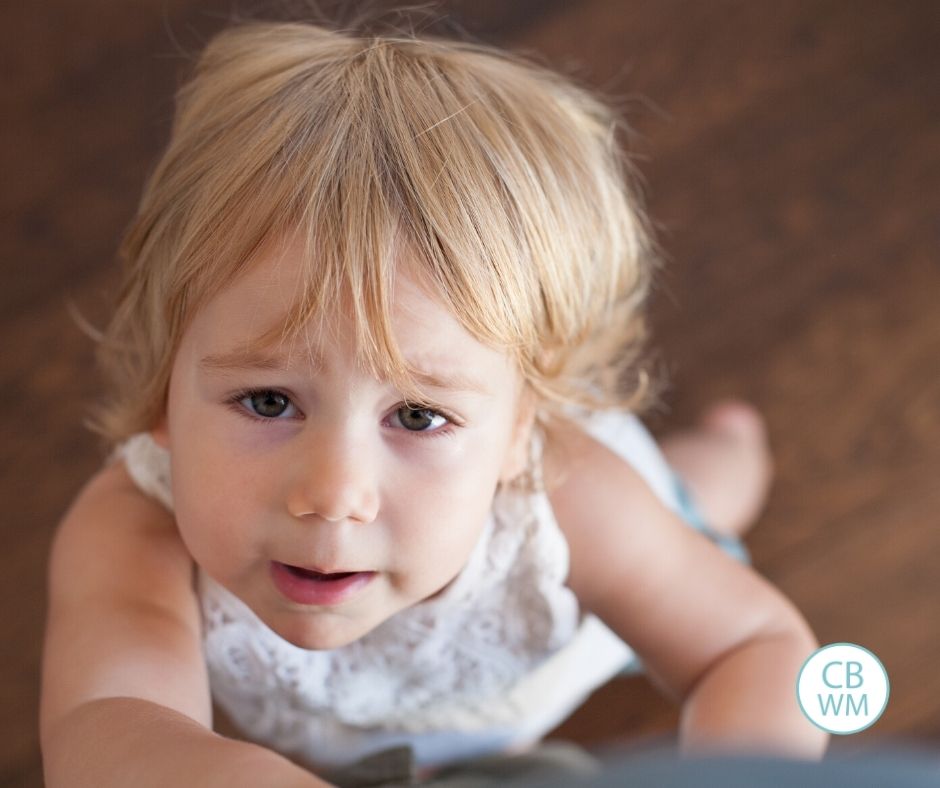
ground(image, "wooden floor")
xmin=3 ymin=1 xmax=938 ymax=784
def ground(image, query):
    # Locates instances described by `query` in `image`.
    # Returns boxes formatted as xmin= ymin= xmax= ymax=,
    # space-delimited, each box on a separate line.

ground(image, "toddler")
xmin=40 ymin=16 xmax=828 ymax=787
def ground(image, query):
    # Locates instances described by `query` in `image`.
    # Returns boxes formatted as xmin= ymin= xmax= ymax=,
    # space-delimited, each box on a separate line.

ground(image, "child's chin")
xmin=268 ymin=613 xmax=382 ymax=651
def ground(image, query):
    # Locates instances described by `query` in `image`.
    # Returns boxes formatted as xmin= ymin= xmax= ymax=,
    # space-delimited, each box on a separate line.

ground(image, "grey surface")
xmin=530 ymin=746 xmax=940 ymax=788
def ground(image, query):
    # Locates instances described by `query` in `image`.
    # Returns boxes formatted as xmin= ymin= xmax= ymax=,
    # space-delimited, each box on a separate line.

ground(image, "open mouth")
xmin=283 ymin=565 xmax=358 ymax=582
xmin=270 ymin=561 xmax=376 ymax=606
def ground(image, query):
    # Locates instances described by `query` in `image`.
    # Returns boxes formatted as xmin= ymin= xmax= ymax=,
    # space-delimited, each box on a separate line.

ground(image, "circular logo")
xmin=797 ymin=643 xmax=889 ymax=734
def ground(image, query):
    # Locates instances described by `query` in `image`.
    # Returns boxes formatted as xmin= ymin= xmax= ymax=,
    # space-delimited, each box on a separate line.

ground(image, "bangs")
xmin=165 ymin=31 xmax=583 ymax=404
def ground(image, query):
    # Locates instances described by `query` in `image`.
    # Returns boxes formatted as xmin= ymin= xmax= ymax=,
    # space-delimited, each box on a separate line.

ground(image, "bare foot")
xmin=658 ymin=400 xmax=773 ymax=539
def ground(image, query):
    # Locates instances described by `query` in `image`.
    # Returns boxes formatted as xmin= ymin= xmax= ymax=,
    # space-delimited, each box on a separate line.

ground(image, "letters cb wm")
xmin=797 ymin=642 xmax=889 ymax=734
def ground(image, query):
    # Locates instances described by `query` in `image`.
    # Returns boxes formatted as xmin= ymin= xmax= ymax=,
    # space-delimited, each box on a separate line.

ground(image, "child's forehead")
xmin=197 ymin=331 xmax=504 ymax=398
xmin=193 ymin=309 xmax=520 ymax=406
xmin=192 ymin=245 xmax=517 ymax=390
xmin=214 ymin=237 xmax=464 ymax=340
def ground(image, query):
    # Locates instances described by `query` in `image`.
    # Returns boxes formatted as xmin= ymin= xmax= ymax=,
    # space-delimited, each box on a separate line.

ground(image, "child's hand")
xmin=40 ymin=460 xmax=331 ymax=787
xmin=544 ymin=415 xmax=829 ymax=760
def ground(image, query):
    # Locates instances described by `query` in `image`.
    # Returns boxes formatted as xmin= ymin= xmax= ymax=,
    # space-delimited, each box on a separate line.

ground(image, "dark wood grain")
xmin=4 ymin=1 xmax=938 ymax=784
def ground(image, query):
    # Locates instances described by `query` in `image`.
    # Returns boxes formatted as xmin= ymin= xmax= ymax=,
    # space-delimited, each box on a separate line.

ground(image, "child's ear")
xmin=150 ymin=414 xmax=170 ymax=449
xmin=499 ymin=386 xmax=538 ymax=484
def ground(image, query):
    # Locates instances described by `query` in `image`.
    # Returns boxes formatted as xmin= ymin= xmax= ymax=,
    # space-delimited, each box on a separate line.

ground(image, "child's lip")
xmin=284 ymin=562 xmax=363 ymax=575
xmin=269 ymin=561 xmax=377 ymax=606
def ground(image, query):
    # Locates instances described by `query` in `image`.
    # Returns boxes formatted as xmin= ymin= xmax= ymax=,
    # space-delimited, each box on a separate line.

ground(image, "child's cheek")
xmin=170 ymin=474 xmax=245 ymax=567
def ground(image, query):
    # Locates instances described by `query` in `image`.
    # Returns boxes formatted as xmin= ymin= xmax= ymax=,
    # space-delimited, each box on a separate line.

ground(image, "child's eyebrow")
xmin=198 ymin=348 xmax=493 ymax=396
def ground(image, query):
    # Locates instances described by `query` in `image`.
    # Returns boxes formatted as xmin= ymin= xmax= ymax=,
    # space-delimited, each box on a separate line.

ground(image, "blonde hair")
xmin=81 ymin=15 xmax=661 ymax=475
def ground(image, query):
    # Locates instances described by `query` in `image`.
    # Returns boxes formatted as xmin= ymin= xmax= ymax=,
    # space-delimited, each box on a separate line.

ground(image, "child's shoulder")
xmin=540 ymin=408 xmax=644 ymax=496
xmin=52 ymin=459 xmax=192 ymax=596
xmin=540 ymin=410 xmax=652 ymax=521
xmin=42 ymin=459 xmax=208 ymax=751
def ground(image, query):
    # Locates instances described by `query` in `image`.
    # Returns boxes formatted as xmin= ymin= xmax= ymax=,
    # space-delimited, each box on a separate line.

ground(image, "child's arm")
xmin=40 ymin=459 xmax=331 ymax=787
xmin=543 ymin=416 xmax=829 ymax=759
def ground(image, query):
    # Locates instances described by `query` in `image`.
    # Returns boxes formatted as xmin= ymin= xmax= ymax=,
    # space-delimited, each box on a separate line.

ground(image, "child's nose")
xmin=285 ymin=429 xmax=379 ymax=525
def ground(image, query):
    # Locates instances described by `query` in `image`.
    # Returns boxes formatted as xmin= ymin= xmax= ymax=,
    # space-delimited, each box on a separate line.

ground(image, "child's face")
xmin=152 ymin=235 xmax=534 ymax=649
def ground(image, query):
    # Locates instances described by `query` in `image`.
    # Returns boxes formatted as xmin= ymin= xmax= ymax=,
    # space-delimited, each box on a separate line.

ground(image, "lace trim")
xmin=110 ymin=433 xmax=173 ymax=511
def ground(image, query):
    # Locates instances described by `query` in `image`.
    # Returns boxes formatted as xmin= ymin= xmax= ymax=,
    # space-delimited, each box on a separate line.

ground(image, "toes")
xmin=660 ymin=399 xmax=775 ymax=539
xmin=701 ymin=399 xmax=768 ymax=444
xmin=701 ymin=399 xmax=775 ymax=500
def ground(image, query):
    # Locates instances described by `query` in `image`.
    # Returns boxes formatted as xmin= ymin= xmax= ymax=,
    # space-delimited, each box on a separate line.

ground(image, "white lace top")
xmin=112 ymin=407 xmax=682 ymax=770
